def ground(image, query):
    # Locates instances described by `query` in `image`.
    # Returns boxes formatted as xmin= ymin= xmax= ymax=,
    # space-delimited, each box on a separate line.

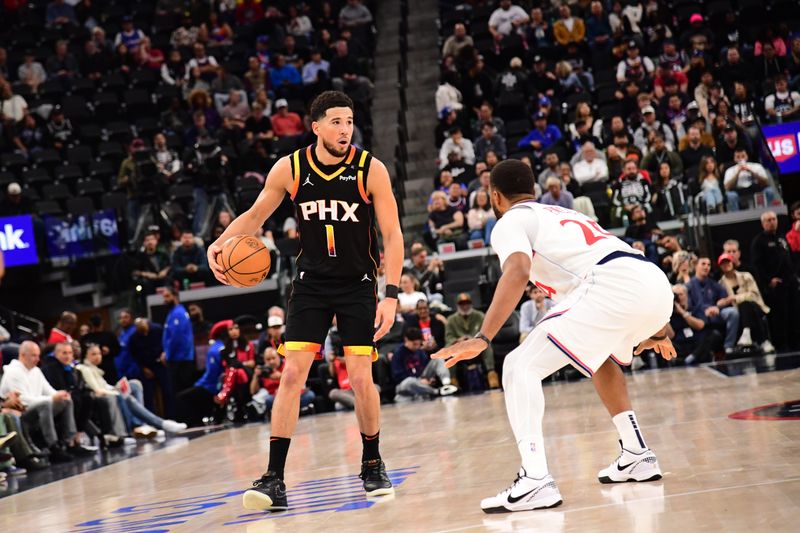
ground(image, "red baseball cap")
xmin=717 ymin=253 xmax=735 ymax=266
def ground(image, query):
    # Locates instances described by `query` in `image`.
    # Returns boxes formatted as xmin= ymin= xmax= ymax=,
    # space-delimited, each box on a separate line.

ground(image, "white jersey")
xmin=490 ymin=201 xmax=635 ymax=303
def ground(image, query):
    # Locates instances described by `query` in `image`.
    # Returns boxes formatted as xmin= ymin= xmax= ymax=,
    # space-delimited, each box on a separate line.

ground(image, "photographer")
xmin=248 ymin=347 xmax=315 ymax=420
xmin=183 ymin=135 xmax=234 ymax=238
xmin=668 ymin=284 xmax=721 ymax=366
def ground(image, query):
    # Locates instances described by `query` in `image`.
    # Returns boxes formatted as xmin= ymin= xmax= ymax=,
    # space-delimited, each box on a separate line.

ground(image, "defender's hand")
xmin=373 ymin=298 xmax=397 ymax=342
xmin=634 ymin=337 xmax=677 ymax=361
xmin=432 ymin=338 xmax=486 ymax=368
xmin=207 ymin=243 xmax=229 ymax=285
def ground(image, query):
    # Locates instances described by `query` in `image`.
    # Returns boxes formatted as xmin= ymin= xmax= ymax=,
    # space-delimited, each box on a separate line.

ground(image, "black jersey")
xmin=289 ymin=144 xmax=379 ymax=281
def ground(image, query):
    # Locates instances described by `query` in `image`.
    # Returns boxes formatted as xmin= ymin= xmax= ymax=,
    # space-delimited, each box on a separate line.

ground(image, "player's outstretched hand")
xmin=373 ymin=298 xmax=397 ymax=342
xmin=432 ymin=338 xmax=485 ymax=369
xmin=206 ymin=244 xmax=229 ymax=285
xmin=634 ymin=337 xmax=677 ymax=361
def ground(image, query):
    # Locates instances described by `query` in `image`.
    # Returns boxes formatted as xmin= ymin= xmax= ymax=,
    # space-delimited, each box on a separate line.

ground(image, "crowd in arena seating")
xmin=430 ymin=0 xmax=800 ymax=251
xmin=426 ymin=1 xmax=800 ymax=357
xmin=0 ymin=0 xmax=377 ymax=258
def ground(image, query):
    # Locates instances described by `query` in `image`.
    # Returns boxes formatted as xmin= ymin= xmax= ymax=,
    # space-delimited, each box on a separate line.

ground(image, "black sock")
xmin=361 ymin=431 xmax=381 ymax=463
xmin=267 ymin=436 xmax=291 ymax=479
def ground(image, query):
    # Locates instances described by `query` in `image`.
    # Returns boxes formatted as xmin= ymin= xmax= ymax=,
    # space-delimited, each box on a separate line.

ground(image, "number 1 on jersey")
xmin=325 ymin=224 xmax=337 ymax=257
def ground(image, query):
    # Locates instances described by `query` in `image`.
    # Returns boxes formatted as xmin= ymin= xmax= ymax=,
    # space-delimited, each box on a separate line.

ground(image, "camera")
xmin=258 ymin=365 xmax=273 ymax=374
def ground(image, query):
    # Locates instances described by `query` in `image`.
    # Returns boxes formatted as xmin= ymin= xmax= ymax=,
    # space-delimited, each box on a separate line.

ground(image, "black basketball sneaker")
xmin=242 ymin=471 xmax=289 ymax=511
xmin=359 ymin=459 xmax=394 ymax=496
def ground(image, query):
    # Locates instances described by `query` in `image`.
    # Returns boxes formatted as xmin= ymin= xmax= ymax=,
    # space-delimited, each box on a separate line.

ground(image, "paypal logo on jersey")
xmin=0 ymin=215 xmax=38 ymax=267
xmin=339 ymin=174 xmax=357 ymax=181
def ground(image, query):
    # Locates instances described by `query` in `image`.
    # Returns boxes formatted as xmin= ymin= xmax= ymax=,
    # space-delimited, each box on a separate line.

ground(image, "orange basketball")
xmin=219 ymin=235 xmax=270 ymax=288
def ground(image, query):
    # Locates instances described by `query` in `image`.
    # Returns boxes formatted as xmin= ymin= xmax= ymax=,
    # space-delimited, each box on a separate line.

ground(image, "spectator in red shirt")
xmin=214 ymin=321 xmax=255 ymax=421
xmin=249 ymin=347 xmax=315 ymax=419
xmin=327 ymin=339 xmax=354 ymax=409
xmin=270 ymin=98 xmax=304 ymax=137
xmin=48 ymin=311 xmax=77 ymax=345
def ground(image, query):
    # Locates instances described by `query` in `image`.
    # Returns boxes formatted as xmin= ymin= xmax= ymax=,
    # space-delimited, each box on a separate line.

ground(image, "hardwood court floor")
xmin=1 ymin=366 xmax=798 ymax=533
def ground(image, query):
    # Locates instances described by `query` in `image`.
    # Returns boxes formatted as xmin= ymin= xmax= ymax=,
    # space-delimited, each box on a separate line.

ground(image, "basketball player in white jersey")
xmin=433 ymin=159 xmax=676 ymax=513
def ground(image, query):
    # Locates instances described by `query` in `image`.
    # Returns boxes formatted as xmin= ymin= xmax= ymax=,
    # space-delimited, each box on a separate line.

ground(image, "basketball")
xmin=219 ymin=235 xmax=270 ymax=288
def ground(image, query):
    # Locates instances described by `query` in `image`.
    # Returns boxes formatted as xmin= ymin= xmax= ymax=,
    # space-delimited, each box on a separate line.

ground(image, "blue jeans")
xmin=703 ymin=187 xmax=723 ymax=210
xmin=468 ymin=218 xmax=496 ymax=244
xmin=252 ymin=388 xmax=315 ymax=413
xmin=710 ymin=306 xmax=740 ymax=349
xmin=726 ymin=187 xmax=775 ymax=211
xmin=116 ymin=379 xmax=165 ymax=431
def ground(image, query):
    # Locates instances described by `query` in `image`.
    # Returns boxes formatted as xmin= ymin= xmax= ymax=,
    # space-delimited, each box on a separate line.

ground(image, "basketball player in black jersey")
xmin=207 ymin=91 xmax=403 ymax=511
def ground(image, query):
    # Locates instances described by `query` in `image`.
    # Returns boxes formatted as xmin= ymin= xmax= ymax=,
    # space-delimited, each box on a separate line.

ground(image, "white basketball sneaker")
xmin=481 ymin=469 xmax=563 ymax=513
xmin=598 ymin=441 xmax=662 ymax=484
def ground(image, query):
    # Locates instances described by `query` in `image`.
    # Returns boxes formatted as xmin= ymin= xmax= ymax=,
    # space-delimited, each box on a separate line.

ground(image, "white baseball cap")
xmin=275 ymin=98 xmax=288 ymax=109
xmin=267 ymin=316 xmax=284 ymax=328
xmin=7 ymin=182 xmax=21 ymax=195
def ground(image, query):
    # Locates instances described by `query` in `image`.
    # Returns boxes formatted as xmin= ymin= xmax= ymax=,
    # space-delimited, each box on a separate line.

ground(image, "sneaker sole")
xmin=598 ymin=473 xmax=662 ymax=484
xmin=482 ymin=498 xmax=563 ymax=514
xmin=242 ymin=490 xmax=288 ymax=511
xmin=365 ymin=486 xmax=395 ymax=497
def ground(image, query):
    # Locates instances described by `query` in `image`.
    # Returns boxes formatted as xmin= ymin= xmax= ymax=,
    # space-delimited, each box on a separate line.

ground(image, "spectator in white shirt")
xmin=398 ymin=274 xmax=428 ymax=313
xmin=572 ymin=142 xmax=609 ymax=184
xmin=0 ymin=341 xmax=82 ymax=461
xmin=764 ymin=75 xmax=800 ymax=124
xmin=489 ymin=0 xmax=529 ymax=40
xmin=518 ymin=286 xmax=555 ymax=342
xmin=435 ymin=71 xmax=463 ymax=116
xmin=439 ymin=126 xmax=475 ymax=169
xmin=0 ymin=84 xmax=27 ymax=123
xmin=17 ymin=51 xmax=47 ymax=93
xmin=723 ymin=149 xmax=776 ymax=211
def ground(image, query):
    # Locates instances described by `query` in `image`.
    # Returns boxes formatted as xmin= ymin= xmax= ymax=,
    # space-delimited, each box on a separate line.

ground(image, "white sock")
xmin=517 ymin=435 xmax=549 ymax=479
xmin=613 ymin=410 xmax=647 ymax=453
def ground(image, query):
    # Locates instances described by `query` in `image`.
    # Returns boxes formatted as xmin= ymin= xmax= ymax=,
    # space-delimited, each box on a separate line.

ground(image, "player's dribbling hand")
xmin=432 ymin=338 xmax=485 ymax=368
xmin=206 ymin=243 xmax=229 ymax=285
xmin=373 ymin=298 xmax=397 ymax=342
xmin=634 ymin=337 xmax=677 ymax=361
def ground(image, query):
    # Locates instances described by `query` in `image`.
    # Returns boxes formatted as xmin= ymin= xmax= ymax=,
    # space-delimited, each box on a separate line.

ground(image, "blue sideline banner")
xmin=0 ymin=214 xmax=38 ymax=267
xmin=763 ymin=120 xmax=800 ymax=175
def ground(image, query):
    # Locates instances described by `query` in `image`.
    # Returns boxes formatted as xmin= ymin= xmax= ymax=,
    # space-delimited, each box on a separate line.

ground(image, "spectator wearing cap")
xmin=680 ymin=13 xmax=714 ymax=54
xmin=114 ymin=16 xmax=146 ymax=53
xmin=527 ymin=55 xmax=558 ymax=99
xmin=17 ymin=51 xmax=47 ymax=93
xmin=270 ymin=99 xmax=304 ymax=138
xmin=0 ymin=183 xmax=31 ymax=216
xmin=611 ymin=158 xmax=652 ymax=222
xmin=438 ymin=127 xmax=475 ymax=170
xmin=717 ymin=253 xmax=774 ymax=353
xmin=445 ymin=292 xmax=498 ymax=389
xmin=585 ymin=1 xmax=612 ymax=50
xmin=633 ymin=105 xmax=675 ymax=154
xmin=764 ymin=75 xmax=800 ymax=123
xmin=617 ymin=40 xmax=655 ymax=85
xmin=553 ymin=4 xmax=585 ymax=48
xmin=473 ymin=121 xmax=506 ymax=162
xmin=256 ymin=315 xmax=286 ymax=359
xmin=723 ymin=148 xmax=775 ymax=210
xmin=442 ymin=23 xmax=473 ymax=58
xmin=517 ymin=112 xmax=561 ymax=158
xmin=686 ymin=257 xmax=740 ymax=354
xmin=46 ymin=104 xmax=74 ymax=153
xmin=46 ymin=0 xmax=78 ymax=28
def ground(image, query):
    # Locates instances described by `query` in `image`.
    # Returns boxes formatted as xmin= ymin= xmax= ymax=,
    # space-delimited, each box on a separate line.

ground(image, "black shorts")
xmin=283 ymin=276 xmax=377 ymax=359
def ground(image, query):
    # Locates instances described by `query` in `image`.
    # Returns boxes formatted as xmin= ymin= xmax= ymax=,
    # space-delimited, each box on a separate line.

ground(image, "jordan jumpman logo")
xmin=361 ymin=273 xmax=372 ymax=282
xmin=302 ymin=174 xmax=314 ymax=187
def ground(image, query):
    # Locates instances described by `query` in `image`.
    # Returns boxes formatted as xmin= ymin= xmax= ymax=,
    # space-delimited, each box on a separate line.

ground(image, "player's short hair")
xmin=490 ymin=159 xmax=536 ymax=198
xmin=404 ymin=327 xmax=423 ymax=341
xmin=309 ymin=91 xmax=353 ymax=122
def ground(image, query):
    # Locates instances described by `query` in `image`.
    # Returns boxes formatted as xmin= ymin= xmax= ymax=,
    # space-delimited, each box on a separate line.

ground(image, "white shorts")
xmin=536 ymin=256 xmax=673 ymax=377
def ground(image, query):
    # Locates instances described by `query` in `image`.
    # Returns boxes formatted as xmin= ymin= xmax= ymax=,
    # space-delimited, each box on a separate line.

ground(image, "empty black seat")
xmin=75 ymin=178 xmax=105 ymax=198
xmin=35 ymin=200 xmax=63 ymax=216
xmin=23 ymin=167 xmax=52 ymax=190
xmin=42 ymin=183 xmax=71 ymax=202
xmin=1 ymin=153 xmax=27 ymax=174
xmin=61 ymin=95 xmax=92 ymax=124
xmin=101 ymin=191 xmax=127 ymax=216
xmin=67 ymin=145 xmax=94 ymax=169
xmin=94 ymin=91 xmax=121 ymax=119
xmin=97 ymin=141 xmax=126 ymax=165
xmin=31 ymin=148 xmax=62 ymax=169
xmin=54 ymin=164 xmax=83 ymax=186
xmin=79 ymin=123 xmax=103 ymax=147
xmin=65 ymin=196 xmax=95 ymax=215
xmin=105 ymin=122 xmax=132 ymax=143
xmin=87 ymin=160 xmax=115 ymax=182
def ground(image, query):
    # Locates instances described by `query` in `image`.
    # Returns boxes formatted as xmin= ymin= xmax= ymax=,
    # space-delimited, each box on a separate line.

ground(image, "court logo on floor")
xmin=71 ymin=467 xmax=419 ymax=532
xmin=729 ymin=399 xmax=800 ymax=421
